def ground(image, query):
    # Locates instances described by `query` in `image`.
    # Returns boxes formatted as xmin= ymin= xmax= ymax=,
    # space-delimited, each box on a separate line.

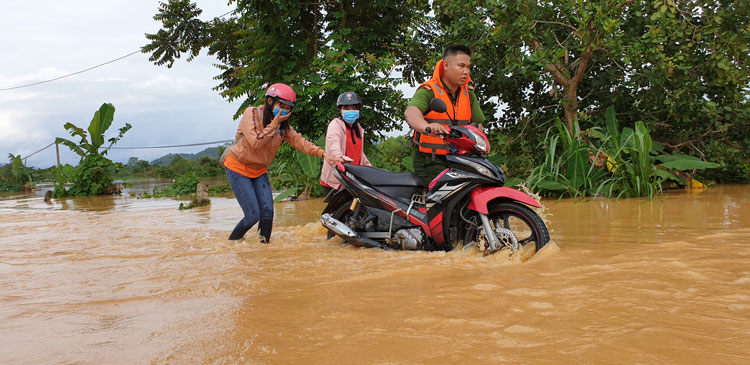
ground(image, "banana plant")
xmin=54 ymin=103 xmax=131 ymax=197
xmin=8 ymin=154 xmax=31 ymax=185
xmin=530 ymin=106 xmax=720 ymax=199
xmin=55 ymin=103 xmax=131 ymax=157
xmin=592 ymin=108 xmax=719 ymax=198
xmin=273 ymin=135 xmax=326 ymax=202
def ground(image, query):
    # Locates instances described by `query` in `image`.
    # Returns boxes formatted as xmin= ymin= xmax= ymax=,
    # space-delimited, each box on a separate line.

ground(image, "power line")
xmin=108 ymin=140 xmax=233 ymax=150
xmin=0 ymin=50 xmax=141 ymax=91
xmin=0 ymin=8 xmax=237 ymax=91
xmin=20 ymin=142 xmax=56 ymax=160
xmin=18 ymin=140 xmax=233 ymax=162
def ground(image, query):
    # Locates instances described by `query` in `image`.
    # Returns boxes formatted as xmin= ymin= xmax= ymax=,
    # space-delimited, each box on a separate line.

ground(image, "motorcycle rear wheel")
xmin=462 ymin=201 xmax=549 ymax=255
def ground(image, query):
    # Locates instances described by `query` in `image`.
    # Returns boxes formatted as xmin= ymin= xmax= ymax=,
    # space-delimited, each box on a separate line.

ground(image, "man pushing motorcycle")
xmin=405 ymin=44 xmax=487 ymax=184
xmin=321 ymin=44 xmax=550 ymax=255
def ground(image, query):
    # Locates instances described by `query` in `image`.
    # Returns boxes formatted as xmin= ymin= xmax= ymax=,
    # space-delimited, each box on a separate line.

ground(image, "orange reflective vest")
xmin=413 ymin=59 xmax=473 ymax=157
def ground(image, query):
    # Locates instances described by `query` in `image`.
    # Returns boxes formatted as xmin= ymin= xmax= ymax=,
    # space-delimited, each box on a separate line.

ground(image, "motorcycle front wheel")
xmin=462 ymin=201 xmax=549 ymax=255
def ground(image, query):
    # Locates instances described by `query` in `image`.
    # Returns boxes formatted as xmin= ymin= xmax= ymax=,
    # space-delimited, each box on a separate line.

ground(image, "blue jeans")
xmin=226 ymin=169 xmax=274 ymax=242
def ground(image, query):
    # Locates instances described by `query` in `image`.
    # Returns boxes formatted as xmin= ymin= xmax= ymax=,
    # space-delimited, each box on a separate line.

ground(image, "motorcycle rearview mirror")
xmin=428 ymin=98 xmax=448 ymax=114
xmin=422 ymin=98 xmax=449 ymax=135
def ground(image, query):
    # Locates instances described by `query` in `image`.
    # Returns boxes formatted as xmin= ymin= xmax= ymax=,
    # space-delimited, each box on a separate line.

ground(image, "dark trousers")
xmin=226 ymin=169 xmax=274 ymax=242
xmin=412 ymin=148 xmax=449 ymax=185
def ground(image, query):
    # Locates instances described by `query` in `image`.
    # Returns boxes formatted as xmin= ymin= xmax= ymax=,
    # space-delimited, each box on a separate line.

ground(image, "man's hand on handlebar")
xmin=424 ymin=123 xmax=448 ymax=136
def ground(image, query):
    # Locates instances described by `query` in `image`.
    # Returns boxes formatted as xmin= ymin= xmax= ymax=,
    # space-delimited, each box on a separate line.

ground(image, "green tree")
xmin=431 ymin=0 xmax=750 ymax=182
xmin=142 ymin=0 xmax=431 ymax=142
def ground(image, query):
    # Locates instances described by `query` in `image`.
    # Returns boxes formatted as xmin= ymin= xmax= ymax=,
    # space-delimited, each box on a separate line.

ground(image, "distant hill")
xmin=150 ymin=146 xmax=222 ymax=166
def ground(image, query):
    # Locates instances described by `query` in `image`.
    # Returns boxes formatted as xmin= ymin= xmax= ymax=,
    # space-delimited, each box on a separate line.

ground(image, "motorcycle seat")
xmin=345 ymin=164 xmax=426 ymax=188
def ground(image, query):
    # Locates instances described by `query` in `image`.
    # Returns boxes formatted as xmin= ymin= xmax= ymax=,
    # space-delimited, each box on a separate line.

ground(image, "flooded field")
xmin=1 ymin=185 xmax=748 ymax=363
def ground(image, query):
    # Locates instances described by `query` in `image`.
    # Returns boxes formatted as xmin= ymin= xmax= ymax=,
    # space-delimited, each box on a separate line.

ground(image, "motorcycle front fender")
xmin=467 ymin=186 xmax=541 ymax=214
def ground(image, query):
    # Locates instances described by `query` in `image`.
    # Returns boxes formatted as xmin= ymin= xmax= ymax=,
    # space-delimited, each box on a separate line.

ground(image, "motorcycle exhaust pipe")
xmin=320 ymin=213 xmax=357 ymax=238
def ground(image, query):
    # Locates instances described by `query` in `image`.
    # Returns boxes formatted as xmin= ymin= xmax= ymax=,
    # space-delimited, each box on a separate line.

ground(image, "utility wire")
xmin=0 ymin=8 xmax=236 ymax=91
xmin=20 ymin=142 xmax=56 ymax=160
xmin=0 ymin=50 xmax=141 ymax=91
xmin=108 ymin=140 xmax=233 ymax=150
xmin=18 ymin=140 xmax=233 ymax=162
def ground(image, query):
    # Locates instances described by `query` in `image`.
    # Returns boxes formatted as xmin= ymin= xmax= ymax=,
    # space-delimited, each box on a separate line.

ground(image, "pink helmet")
xmin=265 ymin=83 xmax=296 ymax=106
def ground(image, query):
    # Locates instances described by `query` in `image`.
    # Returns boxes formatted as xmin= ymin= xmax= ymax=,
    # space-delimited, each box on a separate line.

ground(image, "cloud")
xmin=0 ymin=1 xmax=240 ymax=168
xmin=0 ymin=109 xmax=54 ymax=155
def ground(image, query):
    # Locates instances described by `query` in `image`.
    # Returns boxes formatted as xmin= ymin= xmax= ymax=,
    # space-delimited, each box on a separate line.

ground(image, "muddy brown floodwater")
xmin=1 ymin=185 xmax=749 ymax=363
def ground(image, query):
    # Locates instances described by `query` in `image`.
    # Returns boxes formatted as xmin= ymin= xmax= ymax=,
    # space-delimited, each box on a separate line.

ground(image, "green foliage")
xmin=117 ymin=153 xmax=225 ymax=179
xmin=269 ymin=135 xmax=326 ymax=202
xmin=179 ymin=197 xmax=210 ymax=210
xmin=8 ymin=154 xmax=31 ymax=184
xmin=55 ymin=155 xmax=119 ymax=197
xmin=528 ymin=119 xmax=610 ymax=198
xmin=698 ymin=139 xmax=750 ymax=183
xmin=208 ymin=182 xmax=231 ymax=194
xmin=0 ymin=154 xmax=31 ymax=192
xmin=54 ymin=103 xmax=131 ymax=197
xmin=171 ymin=171 xmax=200 ymax=196
xmin=55 ymin=103 xmax=131 ymax=158
xmin=528 ymin=107 xmax=719 ymax=199
xmin=366 ymin=135 xmax=414 ymax=172
xmin=143 ymin=1 xmax=750 ymax=184
xmin=0 ymin=180 xmax=21 ymax=193
xmin=432 ymin=0 xmax=750 ymax=183
xmin=143 ymin=0 xmax=428 ymax=142
xmin=268 ymin=143 xmax=300 ymax=198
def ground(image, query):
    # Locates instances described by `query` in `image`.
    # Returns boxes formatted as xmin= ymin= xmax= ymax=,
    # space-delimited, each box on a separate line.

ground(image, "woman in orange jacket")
xmin=223 ymin=83 xmax=343 ymax=243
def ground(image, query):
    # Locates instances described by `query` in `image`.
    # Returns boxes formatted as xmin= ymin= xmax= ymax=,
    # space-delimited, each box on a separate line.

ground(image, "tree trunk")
xmin=563 ymin=85 xmax=578 ymax=132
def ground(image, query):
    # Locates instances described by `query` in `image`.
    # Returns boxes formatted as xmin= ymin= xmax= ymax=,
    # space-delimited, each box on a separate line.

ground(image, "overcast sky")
xmin=0 ymin=1 xmax=242 ymax=168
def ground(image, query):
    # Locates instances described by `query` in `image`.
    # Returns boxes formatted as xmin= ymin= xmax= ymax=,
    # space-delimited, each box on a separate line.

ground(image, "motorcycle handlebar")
xmin=424 ymin=126 xmax=450 ymax=137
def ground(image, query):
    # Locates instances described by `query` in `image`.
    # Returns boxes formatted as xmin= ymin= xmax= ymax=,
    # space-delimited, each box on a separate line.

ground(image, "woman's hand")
xmin=269 ymin=111 xmax=291 ymax=129
xmin=323 ymin=151 xmax=345 ymax=165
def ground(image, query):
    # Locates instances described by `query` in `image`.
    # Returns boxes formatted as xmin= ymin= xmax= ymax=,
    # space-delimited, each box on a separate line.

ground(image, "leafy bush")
xmin=54 ymin=103 xmax=131 ymax=197
xmin=118 ymin=154 xmax=226 ymax=179
xmin=171 ymin=172 xmax=200 ymax=196
xmin=268 ymin=135 xmax=325 ymax=202
xmin=367 ymin=134 xmax=415 ymax=172
xmin=0 ymin=154 xmax=31 ymax=192
xmin=62 ymin=154 xmax=118 ymax=196
xmin=528 ymin=107 xmax=720 ymax=199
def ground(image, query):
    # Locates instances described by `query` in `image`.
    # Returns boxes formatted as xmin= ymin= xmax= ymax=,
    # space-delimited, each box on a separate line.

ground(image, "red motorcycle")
xmin=321 ymin=99 xmax=549 ymax=255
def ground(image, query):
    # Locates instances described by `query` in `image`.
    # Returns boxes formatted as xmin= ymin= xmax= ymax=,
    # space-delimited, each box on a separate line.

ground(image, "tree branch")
xmin=531 ymin=39 xmax=571 ymax=86
xmin=660 ymin=123 xmax=733 ymax=150
xmin=533 ymin=19 xmax=578 ymax=33
xmin=572 ymin=47 xmax=592 ymax=85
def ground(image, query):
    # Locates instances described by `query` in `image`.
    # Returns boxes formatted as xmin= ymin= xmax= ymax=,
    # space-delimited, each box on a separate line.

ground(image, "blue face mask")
xmin=272 ymin=106 xmax=290 ymax=117
xmin=342 ymin=110 xmax=359 ymax=124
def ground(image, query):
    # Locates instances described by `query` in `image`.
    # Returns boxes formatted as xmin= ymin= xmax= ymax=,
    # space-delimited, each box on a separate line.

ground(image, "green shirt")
xmin=406 ymin=78 xmax=486 ymax=124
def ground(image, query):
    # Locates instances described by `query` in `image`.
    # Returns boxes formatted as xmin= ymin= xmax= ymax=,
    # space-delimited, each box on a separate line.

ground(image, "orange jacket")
xmin=227 ymin=106 xmax=323 ymax=178
xmin=413 ymin=59 xmax=473 ymax=156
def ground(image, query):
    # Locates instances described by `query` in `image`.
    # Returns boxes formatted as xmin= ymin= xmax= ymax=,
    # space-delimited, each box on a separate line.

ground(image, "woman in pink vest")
xmin=320 ymin=91 xmax=372 ymax=196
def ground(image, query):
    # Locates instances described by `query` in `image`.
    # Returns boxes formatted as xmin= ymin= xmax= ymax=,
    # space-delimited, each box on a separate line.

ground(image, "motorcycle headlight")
xmin=475 ymin=164 xmax=492 ymax=177
xmin=474 ymin=136 xmax=487 ymax=153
